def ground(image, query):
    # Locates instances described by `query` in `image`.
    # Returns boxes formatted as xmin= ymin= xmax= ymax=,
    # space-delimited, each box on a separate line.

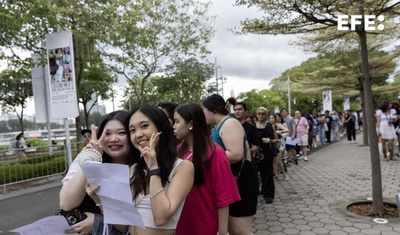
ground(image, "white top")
xmin=376 ymin=109 xmax=396 ymax=124
xmin=132 ymin=158 xmax=184 ymax=229
xmin=62 ymin=149 xmax=102 ymax=184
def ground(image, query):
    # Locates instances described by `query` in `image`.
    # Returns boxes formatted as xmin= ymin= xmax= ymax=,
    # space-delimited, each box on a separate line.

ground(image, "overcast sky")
xmin=203 ymin=0 xmax=313 ymax=98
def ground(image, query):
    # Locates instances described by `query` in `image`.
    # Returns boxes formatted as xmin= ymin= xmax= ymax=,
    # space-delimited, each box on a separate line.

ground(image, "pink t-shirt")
xmin=175 ymin=143 xmax=241 ymax=235
xmin=295 ymin=117 xmax=308 ymax=137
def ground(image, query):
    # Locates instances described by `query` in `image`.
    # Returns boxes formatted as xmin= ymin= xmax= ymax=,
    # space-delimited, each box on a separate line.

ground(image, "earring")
xmin=189 ymin=127 xmax=192 ymax=130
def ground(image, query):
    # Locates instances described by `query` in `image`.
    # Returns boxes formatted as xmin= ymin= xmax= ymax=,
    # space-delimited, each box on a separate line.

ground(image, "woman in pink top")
xmin=173 ymin=103 xmax=240 ymax=235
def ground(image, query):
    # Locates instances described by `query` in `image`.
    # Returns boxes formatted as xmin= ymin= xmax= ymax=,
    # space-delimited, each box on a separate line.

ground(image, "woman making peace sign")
xmin=59 ymin=110 xmax=140 ymax=235
xmin=125 ymin=104 xmax=194 ymax=235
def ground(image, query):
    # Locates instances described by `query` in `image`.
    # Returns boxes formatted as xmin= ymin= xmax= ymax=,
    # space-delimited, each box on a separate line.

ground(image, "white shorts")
xmin=297 ymin=134 xmax=309 ymax=146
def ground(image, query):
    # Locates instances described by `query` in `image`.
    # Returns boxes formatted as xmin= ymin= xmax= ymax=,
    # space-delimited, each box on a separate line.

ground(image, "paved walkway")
xmin=253 ymin=132 xmax=400 ymax=235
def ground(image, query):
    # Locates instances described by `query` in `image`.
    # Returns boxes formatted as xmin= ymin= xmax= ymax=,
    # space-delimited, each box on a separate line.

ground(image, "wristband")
xmin=149 ymin=168 xmax=161 ymax=177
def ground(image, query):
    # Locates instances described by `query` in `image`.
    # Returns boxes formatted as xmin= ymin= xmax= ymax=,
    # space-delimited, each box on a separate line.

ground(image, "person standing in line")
xmin=270 ymin=113 xmax=289 ymax=181
xmin=281 ymin=108 xmax=297 ymax=165
xmin=316 ymin=112 xmax=326 ymax=145
xmin=324 ymin=110 xmax=333 ymax=143
xmin=256 ymin=107 xmax=279 ymax=203
xmin=233 ymin=102 xmax=260 ymax=166
xmin=344 ymin=110 xmax=356 ymax=144
xmin=157 ymin=102 xmax=179 ymax=128
xmin=376 ymin=101 xmax=397 ymax=160
xmin=203 ymin=94 xmax=259 ymax=235
xmin=294 ymin=110 xmax=309 ymax=161
xmin=331 ymin=111 xmax=340 ymax=141
xmin=125 ymin=104 xmax=194 ymax=235
xmin=174 ymin=103 xmax=240 ymax=235
xmin=60 ymin=110 xmax=139 ymax=235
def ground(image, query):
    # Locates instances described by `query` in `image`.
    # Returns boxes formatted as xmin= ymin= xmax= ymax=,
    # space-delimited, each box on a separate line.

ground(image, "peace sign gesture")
xmin=86 ymin=124 xmax=106 ymax=155
xmin=138 ymin=131 xmax=161 ymax=169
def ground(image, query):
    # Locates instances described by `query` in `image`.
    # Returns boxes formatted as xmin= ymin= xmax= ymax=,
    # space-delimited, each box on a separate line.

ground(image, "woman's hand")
xmin=138 ymin=131 xmax=161 ymax=170
xmin=64 ymin=212 xmax=94 ymax=235
xmin=85 ymin=182 xmax=101 ymax=206
xmin=86 ymin=125 xmax=106 ymax=155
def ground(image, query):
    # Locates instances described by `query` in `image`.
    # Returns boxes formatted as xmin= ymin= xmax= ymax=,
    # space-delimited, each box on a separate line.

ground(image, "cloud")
xmin=204 ymin=0 xmax=314 ymax=95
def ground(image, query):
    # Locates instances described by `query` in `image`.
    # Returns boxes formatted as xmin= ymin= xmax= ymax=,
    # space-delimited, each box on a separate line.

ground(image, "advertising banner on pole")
xmin=31 ymin=54 xmax=48 ymax=123
xmin=322 ymin=90 xmax=332 ymax=111
xmin=343 ymin=97 xmax=350 ymax=111
xmin=45 ymin=31 xmax=79 ymax=119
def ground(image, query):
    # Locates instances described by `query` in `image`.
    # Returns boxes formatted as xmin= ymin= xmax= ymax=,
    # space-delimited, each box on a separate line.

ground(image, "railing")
xmin=0 ymin=142 xmax=83 ymax=194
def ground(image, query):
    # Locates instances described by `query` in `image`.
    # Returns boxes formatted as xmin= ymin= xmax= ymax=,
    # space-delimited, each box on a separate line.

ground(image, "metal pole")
xmin=215 ymin=57 xmax=219 ymax=94
xmin=287 ymin=76 xmax=291 ymax=114
xmin=43 ymin=60 xmax=53 ymax=154
xmin=64 ymin=118 xmax=73 ymax=167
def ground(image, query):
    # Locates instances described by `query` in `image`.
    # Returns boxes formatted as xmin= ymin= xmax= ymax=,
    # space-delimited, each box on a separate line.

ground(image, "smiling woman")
xmin=58 ymin=110 xmax=140 ymax=235
xmin=125 ymin=104 xmax=194 ymax=235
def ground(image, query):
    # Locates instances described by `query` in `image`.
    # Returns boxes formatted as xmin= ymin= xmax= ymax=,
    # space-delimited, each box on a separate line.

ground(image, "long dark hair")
xmin=175 ymin=103 xmax=214 ymax=185
xmin=379 ymin=101 xmax=391 ymax=112
xmin=126 ymin=104 xmax=178 ymax=200
xmin=97 ymin=110 xmax=139 ymax=166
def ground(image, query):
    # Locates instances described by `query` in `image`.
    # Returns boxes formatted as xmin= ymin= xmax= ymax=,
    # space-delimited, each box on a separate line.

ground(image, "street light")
xmin=287 ymin=76 xmax=292 ymax=114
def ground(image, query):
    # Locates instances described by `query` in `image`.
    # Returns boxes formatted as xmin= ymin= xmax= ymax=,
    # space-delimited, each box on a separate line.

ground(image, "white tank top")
xmin=131 ymin=158 xmax=185 ymax=229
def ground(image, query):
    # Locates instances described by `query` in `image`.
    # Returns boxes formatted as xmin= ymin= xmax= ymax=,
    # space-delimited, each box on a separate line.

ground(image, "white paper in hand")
xmin=80 ymin=162 xmax=145 ymax=228
xmin=9 ymin=215 xmax=76 ymax=235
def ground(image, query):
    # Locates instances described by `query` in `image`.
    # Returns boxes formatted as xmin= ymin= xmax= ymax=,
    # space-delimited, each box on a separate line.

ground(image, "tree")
xmin=0 ymin=61 xmax=33 ymax=133
xmin=1 ymin=0 xmax=121 ymax=141
xmin=109 ymin=0 xmax=214 ymax=104
xmin=153 ymin=58 xmax=214 ymax=104
xmin=235 ymin=0 xmax=400 ymax=215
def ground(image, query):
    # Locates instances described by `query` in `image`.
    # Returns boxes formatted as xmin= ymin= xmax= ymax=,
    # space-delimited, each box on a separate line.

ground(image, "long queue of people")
xmin=57 ymin=94 xmax=261 ymax=235
xmin=59 ymin=93 xmax=391 ymax=235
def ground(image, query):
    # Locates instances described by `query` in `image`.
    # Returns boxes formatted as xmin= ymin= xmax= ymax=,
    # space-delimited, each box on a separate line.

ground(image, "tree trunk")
xmin=358 ymin=29 xmax=384 ymax=215
xmin=358 ymin=80 xmax=368 ymax=146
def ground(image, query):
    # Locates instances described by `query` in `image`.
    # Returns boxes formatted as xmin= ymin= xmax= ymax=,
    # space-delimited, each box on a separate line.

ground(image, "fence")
xmin=0 ymin=142 xmax=83 ymax=194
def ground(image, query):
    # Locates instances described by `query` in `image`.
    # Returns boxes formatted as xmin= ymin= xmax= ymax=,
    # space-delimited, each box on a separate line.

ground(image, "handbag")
xmin=233 ymin=157 xmax=245 ymax=187
xmin=55 ymin=208 xmax=87 ymax=226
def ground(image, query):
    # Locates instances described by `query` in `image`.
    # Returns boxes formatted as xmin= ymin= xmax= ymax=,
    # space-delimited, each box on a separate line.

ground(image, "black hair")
xmin=127 ymin=104 xmax=178 ymax=200
xmin=97 ymin=110 xmax=140 ymax=166
xmin=202 ymin=94 xmax=233 ymax=115
xmin=379 ymin=101 xmax=391 ymax=112
xmin=157 ymin=101 xmax=179 ymax=125
xmin=175 ymin=103 xmax=214 ymax=185
xmin=236 ymin=102 xmax=248 ymax=111
xmin=16 ymin=132 xmax=24 ymax=140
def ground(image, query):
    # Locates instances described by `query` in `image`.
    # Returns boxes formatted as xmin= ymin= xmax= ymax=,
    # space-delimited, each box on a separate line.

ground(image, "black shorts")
xmin=229 ymin=160 xmax=259 ymax=217
xmin=285 ymin=144 xmax=296 ymax=151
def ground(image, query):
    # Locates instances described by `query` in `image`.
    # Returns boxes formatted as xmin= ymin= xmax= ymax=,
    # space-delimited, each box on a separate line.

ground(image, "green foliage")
xmin=0 ymin=154 xmax=66 ymax=184
xmin=26 ymin=138 xmax=48 ymax=152
xmin=110 ymin=0 xmax=215 ymax=104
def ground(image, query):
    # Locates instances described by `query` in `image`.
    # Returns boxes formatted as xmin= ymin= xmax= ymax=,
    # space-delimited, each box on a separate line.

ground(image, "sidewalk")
xmin=253 ymin=132 xmax=400 ymax=235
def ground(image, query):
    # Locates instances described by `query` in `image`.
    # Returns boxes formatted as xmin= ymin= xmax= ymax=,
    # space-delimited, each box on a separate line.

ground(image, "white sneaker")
xmin=284 ymin=174 xmax=289 ymax=181
xmin=304 ymin=156 xmax=308 ymax=161
xmin=298 ymin=156 xmax=304 ymax=160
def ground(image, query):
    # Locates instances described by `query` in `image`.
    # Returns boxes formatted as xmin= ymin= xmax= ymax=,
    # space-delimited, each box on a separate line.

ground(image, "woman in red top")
xmin=173 ymin=103 xmax=240 ymax=235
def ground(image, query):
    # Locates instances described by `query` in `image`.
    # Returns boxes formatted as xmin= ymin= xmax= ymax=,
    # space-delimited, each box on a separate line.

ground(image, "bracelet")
xmin=149 ymin=188 xmax=164 ymax=199
xmin=96 ymin=203 xmax=102 ymax=207
xmin=149 ymin=168 xmax=161 ymax=177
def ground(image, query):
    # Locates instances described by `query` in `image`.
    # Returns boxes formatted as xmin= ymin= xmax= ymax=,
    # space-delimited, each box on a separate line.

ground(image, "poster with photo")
xmin=46 ymin=31 xmax=78 ymax=119
xmin=322 ymin=90 xmax=332 ymax=111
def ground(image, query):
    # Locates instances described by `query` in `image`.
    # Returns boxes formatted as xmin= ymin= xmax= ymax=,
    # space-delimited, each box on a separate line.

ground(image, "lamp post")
xmin=287 ymin=76 xmax=292 ymax=114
